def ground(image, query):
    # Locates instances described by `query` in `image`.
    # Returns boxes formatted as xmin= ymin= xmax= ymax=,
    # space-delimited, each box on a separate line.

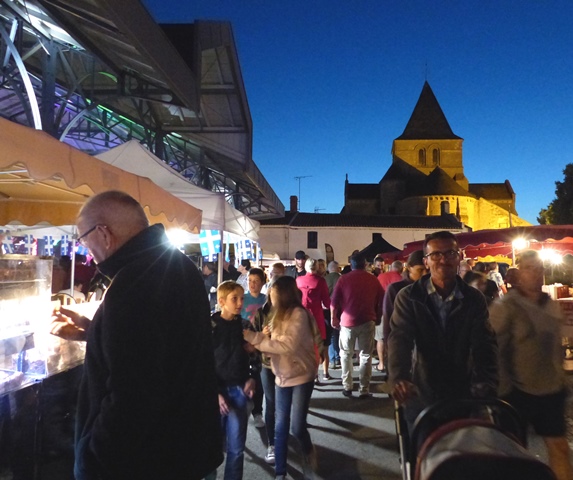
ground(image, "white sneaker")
xmin=253 ymin=413 xmax=265 ymax=428
xmin=264 ymin=445 xmax=275 ymax=464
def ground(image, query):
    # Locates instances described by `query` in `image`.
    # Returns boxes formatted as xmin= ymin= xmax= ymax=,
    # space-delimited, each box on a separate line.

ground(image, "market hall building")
xmin=0 ymin=1 xmax=283 ymax=478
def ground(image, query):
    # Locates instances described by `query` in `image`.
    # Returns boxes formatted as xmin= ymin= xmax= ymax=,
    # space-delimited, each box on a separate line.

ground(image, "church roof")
xmin=395 ymin=81 xmax=462 ymax=140
xmin=259 ymin=211 xmax=464 ymax=229
xmin=381 ymin=158 xmax=427 ymax=183
xmin=418 ymin=168 xmax=476 ymax=197
xmin=469 ymin=182 xmax=514 ymax=201
xmin=345 ymin=183 xmax=379 ymax=199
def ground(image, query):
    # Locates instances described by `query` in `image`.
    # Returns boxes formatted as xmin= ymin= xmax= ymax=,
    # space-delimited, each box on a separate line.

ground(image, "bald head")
xmin=77 ymin=191 xmax=149 ymax=262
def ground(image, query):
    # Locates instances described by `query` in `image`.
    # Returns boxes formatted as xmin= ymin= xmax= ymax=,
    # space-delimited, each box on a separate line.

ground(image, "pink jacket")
xmin=244 ymin=307 xmax=318 ymax=387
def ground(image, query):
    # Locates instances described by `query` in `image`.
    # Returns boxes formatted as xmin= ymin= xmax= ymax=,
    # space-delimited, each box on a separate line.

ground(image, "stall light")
xmin=512 ymin=238 xmax=528 ymax=250
xmin=539 ymin=249 xmax=562 ymax=265
xmin=166 ymin=228 xmax=189 ymax=247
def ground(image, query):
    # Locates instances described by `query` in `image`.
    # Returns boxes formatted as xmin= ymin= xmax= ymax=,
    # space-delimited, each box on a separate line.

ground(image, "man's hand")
xmin=50 ymin=307 xmax=90 ymax=341
xmin=218 ymin=394 xmax=230 ymax=416
xmin=243 ymin=378 xmax=256 ymax=399
xmin=391 ymin=380 xmax=418 ymax=405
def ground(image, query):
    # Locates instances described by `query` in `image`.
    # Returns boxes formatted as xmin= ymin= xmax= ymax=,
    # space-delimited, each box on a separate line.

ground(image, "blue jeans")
xmin=221 ymin=385 xmax=252 ymax=480
xmin=274 ymin=380 xmax=314 ymax=476
xmin=260 ymin=367 xmax=276 ymax=446
xmin=329 ymin=327 xmax=340 ymax=363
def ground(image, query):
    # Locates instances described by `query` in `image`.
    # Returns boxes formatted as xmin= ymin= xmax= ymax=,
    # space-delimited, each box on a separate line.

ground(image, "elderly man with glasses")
xmin=50 ymin=190 xmax=222 ymax=480
xmin=388 ymin=230 xmax=498 ymax=432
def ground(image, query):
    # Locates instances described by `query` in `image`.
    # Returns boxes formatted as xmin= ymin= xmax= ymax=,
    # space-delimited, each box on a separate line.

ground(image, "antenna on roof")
xmin=294 ymin=175 xmax=312 ymax=211
xmin=314 ymin=206 xmax=325 ymax=213
xmin=425 ymin=62 xmax=429 ymax=81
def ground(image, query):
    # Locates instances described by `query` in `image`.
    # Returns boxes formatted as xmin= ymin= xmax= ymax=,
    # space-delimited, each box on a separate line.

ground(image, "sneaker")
xmin=342 ymin=389 xmax=353 ymax=398
xmin=330 ymin=359 xmax=340 ymax=369
xmin=358 ymin=392 xmax=372 ymax=399
xmin=253 ymin=414 xmax=265 ymax=428
xmin=321 ymin=373 xmax=332 ymax=382
xmin=265 ymin=445 xmax=275 ymax=464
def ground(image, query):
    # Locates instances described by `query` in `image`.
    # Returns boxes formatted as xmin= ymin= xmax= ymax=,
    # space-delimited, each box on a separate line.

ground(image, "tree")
xmin=538 ymin=163 xmax=573 ymax=224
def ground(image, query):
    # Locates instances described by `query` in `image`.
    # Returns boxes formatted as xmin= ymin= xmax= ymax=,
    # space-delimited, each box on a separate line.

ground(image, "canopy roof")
xmin=358 ymin=234 xmax=401 ymax=262
xmin=96 ymin=141 xmax=259 ymax=241
xmin=0 ymin=118 xmax=202 ymax=231
xmin=402 ymin=225 xmax=573 ymax=260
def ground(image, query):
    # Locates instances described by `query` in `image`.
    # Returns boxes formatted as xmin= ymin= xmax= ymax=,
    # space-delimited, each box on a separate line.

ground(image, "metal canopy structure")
xmin=0 ymin=0 xmax=283 ymax=220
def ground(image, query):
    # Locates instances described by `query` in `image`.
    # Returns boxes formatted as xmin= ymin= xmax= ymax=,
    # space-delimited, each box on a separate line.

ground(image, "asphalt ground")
xmin=215 ymin=364 xmax=572 ymax=480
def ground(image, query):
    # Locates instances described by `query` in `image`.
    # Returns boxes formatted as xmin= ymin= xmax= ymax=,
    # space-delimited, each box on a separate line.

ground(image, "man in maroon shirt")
xmin=331 ymin=254 xmax=384 ymax=398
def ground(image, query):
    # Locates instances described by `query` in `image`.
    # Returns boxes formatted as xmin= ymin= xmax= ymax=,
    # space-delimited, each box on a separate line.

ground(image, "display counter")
xmin=0 ymin=254 xmax=88 ymax=396
xmin=0 ymin=254 xmax=99 ymax=479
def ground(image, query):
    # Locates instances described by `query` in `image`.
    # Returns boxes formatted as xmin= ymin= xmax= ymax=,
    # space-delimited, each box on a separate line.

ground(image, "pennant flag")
xmin=24 ymin=235 xmax=36 ymax=255
xmin=235 ymin=239 xmax=254 ymax=260
xmin=199 ymin=230 xmax=221 ymax=257
xmin=42 ymin=235 xmax=54 ymax=256
xmin=60 ymin=235 xmax=70 ymax=256
xmin=0 ymin=230 xmax=12 ymax=254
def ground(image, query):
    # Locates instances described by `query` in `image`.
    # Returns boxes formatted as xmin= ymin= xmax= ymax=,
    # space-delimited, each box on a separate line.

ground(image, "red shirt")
xmin=296 ymin=273 xmax=330 ymax=339
xmin=378 ymin=270 xmax=403 ymax=294
xmin=331 ymin=269 xmax=383 ymax=327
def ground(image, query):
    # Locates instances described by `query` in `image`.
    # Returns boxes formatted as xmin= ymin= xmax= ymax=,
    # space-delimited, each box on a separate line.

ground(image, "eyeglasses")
xmin=424 ymin=249 xmax=460 ymax=261
xmin=77 ymin=224 xmax=103 ymax=246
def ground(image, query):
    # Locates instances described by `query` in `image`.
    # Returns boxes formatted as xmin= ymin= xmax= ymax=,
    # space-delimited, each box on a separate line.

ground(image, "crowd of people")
xmin=48 ymin=190 xmax=573 ymax=480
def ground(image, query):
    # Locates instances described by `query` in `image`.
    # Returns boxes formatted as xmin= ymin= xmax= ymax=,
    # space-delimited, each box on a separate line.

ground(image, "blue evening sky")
xmin=142 ymin=1 xmax=573 ymax=224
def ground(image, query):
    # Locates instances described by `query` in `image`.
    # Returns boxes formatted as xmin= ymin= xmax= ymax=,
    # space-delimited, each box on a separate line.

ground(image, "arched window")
xmin=418 ymin=149 xmax=426 ymax=166
xmin=432 ymin=148 xmax=440 ymax=165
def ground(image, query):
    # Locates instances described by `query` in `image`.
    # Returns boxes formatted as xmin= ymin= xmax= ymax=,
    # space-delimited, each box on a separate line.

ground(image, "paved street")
xmin=228 ymin=365 xmax=403 ymax=480
xmin=218 ymin=364 xmax=569 ymax=480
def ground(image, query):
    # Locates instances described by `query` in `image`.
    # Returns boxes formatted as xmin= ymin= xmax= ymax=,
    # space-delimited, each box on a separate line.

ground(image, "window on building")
xmin=432 ymin=148 xmax=440 ymax=165
xmin=418 ymin=149 xmax=426 ymax=166
xmin=307 ymin=231 xmax=318 ymax=249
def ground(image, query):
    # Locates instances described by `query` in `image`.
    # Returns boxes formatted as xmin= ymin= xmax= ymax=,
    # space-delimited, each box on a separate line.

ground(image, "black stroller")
xmin=395 ymin=398 xmax=557 ymax=480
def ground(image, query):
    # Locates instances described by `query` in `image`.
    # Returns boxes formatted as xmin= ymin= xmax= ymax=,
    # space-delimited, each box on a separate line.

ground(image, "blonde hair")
xmin=217 ymin=280 xmax=244 ymax=301
xmin=305 ymin=257 xmax=317 ymax=273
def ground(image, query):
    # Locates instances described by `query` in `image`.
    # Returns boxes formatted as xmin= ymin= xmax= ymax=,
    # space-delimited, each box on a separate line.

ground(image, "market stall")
xmin=0 ymin=119 xmax=204 ymax=477
xmin=401 ymin=225 xmax=573 ymax=265
xmin=96 ymin=140 xmax=260 ymax=279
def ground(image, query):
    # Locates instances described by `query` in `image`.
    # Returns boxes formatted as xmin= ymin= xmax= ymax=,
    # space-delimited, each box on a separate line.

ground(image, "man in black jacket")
xmin=51 ymin=191 xmax=222 ymax=480
xmin=388 ymin=231 xmax=498 ymax=431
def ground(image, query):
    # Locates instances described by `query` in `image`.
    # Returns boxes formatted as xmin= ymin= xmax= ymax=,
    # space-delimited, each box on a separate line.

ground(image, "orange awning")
xmin=0 ymin=118 xmax=202 ymax=231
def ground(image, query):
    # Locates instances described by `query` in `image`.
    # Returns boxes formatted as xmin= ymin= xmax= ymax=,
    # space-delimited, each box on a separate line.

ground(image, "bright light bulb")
xmin=512 ymin=238 xmax=528 ymax=250
xmin=166 ymin=228 xmax=189 ymax=247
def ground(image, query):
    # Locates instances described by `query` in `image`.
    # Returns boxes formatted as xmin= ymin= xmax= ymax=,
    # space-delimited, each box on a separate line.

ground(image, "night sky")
xmin=143 ymin=1 xmax=573 ymax=224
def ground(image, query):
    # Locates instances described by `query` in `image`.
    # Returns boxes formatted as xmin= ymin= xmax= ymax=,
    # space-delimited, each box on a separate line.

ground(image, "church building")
xmin=342 ymin=81 xmax=530 ymax=231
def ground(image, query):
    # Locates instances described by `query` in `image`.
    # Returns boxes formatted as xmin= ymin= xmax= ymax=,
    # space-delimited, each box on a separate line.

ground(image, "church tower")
xmin=391 ymin=81 xmax=468 ymax=190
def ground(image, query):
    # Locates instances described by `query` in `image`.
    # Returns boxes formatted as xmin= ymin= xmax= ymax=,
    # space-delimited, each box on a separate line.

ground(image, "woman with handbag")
xmin=243 ymin=275 xmax=320 ymax=480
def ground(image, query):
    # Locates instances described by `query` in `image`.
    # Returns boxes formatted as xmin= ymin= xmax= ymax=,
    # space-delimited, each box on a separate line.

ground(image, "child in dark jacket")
xmin=211 ymin=281 xmax=258 ymax=480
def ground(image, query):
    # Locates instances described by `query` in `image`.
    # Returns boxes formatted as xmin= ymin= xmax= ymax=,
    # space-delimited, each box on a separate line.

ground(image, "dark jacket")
xmin=211 ymin=313 xmax=258 ymax=392
xmin=75 ymin=224 xmax=222 ymax=480
xmin=388 ymin=274 xmax=498 ymax=407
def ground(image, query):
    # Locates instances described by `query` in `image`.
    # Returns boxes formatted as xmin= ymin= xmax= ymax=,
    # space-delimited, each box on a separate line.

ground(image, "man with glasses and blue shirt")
xmin=388 ymin=230 xmax=498 ymax=432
